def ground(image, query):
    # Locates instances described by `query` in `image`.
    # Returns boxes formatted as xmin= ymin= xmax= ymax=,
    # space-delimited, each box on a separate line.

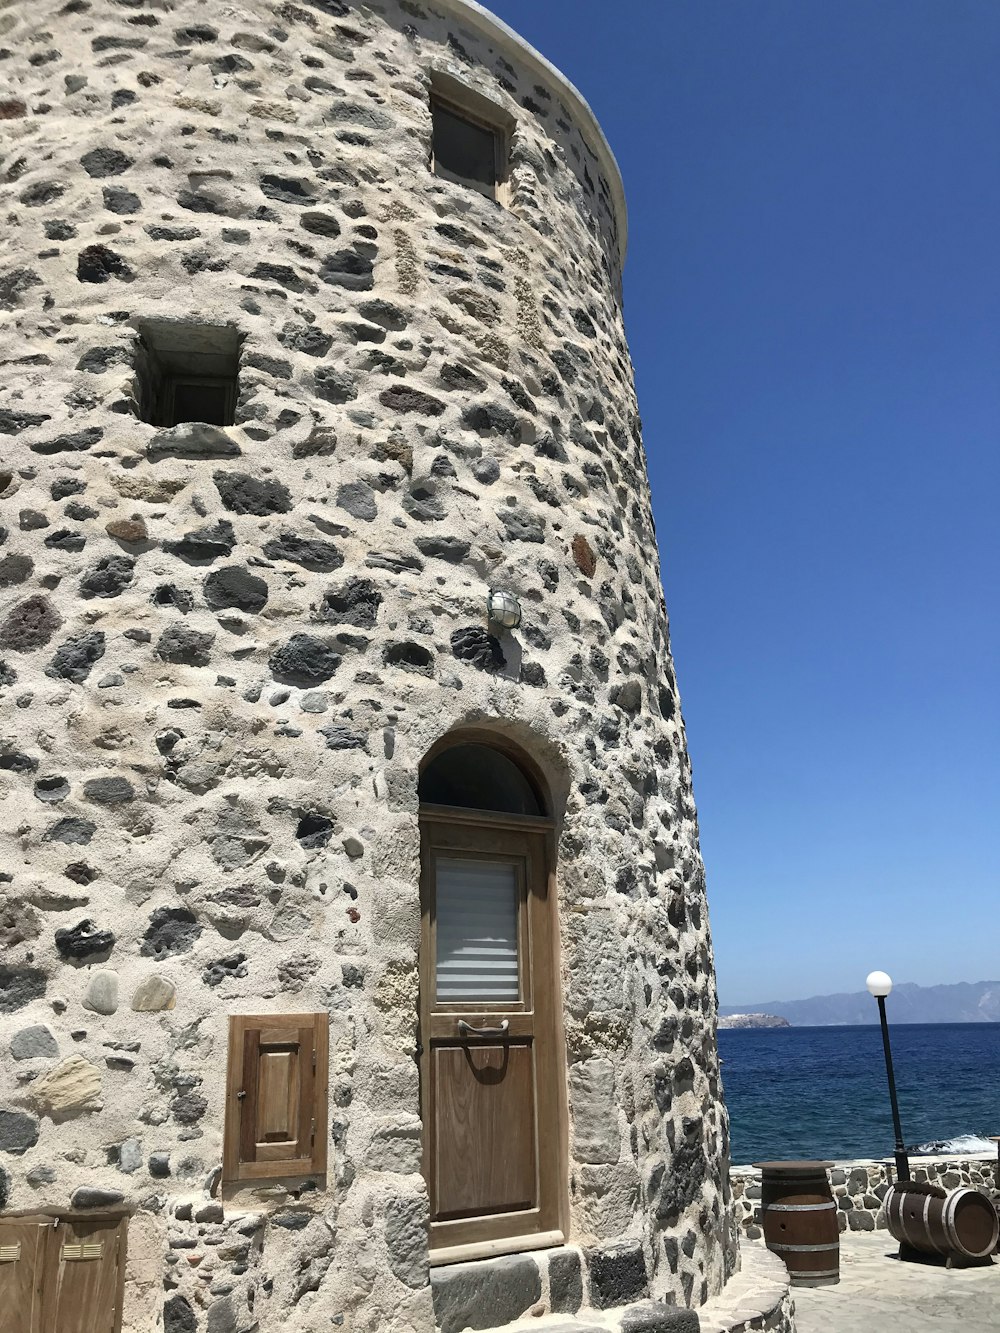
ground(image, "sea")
xmin=719 ymin=1022 xmax=1000 ymax=1165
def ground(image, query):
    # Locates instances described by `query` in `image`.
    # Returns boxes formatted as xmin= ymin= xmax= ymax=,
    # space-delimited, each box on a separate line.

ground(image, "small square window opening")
xmin=431 ymin=92 xmax=510 ymax=202
xmin=134 ymin=319 xmax=242 ymax=428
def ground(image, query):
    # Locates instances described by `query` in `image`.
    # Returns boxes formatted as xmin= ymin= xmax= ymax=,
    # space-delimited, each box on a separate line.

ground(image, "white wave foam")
xmin=911 ymin=1134 xmax=997 ymax=1156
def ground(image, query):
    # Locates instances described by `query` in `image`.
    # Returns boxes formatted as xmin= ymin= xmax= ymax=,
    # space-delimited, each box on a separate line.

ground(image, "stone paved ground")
xmin=792 ymin=1233 xmax=1000 ymax=1333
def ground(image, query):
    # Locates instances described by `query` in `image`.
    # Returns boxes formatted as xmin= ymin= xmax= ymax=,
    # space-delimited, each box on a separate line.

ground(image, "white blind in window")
xmin=436 ymin=858 xmax=519 ymax=1002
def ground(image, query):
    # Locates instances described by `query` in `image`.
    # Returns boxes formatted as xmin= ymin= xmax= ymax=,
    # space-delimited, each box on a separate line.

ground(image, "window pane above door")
xmin=436 ymin=858 xmax=519 ymax=1003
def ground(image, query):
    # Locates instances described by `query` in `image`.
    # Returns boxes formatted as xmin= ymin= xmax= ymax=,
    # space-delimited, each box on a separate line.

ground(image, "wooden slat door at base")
xmin=41 ymin=1218 xmax=125 ymax=1333
xmin=0 ymin=1217 xmax=46 ymax=1333
xmin=0 ymin=1216 xmax=125 ymax=1333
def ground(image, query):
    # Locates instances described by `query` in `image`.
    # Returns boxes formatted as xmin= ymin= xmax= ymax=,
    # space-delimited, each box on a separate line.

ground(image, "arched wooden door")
xmin=418 ymin=742 xmax=565 ymax=1262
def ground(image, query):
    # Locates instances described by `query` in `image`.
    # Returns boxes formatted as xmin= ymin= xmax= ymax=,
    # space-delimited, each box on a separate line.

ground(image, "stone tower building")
xmin=0 ymin=2 xmax=737 ymax=1330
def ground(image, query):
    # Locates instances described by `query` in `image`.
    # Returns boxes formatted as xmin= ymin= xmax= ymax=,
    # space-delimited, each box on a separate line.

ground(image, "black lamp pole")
xmin=875 ymin=993 xmax=910 ymax=1182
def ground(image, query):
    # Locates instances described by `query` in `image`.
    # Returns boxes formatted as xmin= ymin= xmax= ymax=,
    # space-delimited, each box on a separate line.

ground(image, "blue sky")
xmin=488 ymin=0 xmax=1000 ymax=1004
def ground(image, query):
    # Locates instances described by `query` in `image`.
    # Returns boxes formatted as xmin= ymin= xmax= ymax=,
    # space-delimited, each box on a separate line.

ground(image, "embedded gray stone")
xmin=431 ymin=1255 xmax=542 ymax=1332
xmin=71 ymin=1186 xmax=124 ymax=1208
xmin=0 ymin=1109 xmax=40 ymax=1154
xmin=450 ymin=626 xmax=505 ymax=673
xmin=270 ymin=634 xmax=341 ymax=686
xmin=118 ymin=1137 xmax=143 ymax=1174
xmin=0 ymin=594 xmax=61 ymax=649
xmin=0 ymin=553 xmax=33 ymax=587
xmin=46 ymin=630 xmax=106 ymax=683
xmin=549 ymin=1249 xmax=584 ymax=1314
xmin=83 ymin=777 xmax=135 ymax=804
xmin=0 ymin=966 xmax=46 ymax=1011
xmin=621 ymin=1305 xmax=699 ymax=1332
xmin=313 ymin=366 xmax=357 ymax=403
xmin=149 ymin=1151 xmax=171 ymax=1178
xmin=148 ymin=422 xmax=241 ymax=461
xmin=262 ymin=532 xmax=343 ymax=572
xmin=79 ymin=554 xmax=135 ymax=599
xmin=141 ymin=907 xmax=201 ymax=959
xmin=203 ymin=566 xmax=268 ymax=613
xmin=379 ymin=385 xmax=445 ymax=415
xmin=44 ymin=817 xmax=95 ymax=845
xmin=213 ymin=470 xmax=291 ymax=516
xmin=81 ymin=147 xmax=133 ymax=177
xmin=385 ymin=1195 xmax=429 ymax=1290
xmin=336 ymin=481 xmax=377 ymax=521
xmin=367 ymin=1120 xmax=422 ymax=1173
xmin=414 ymin=535 xmax=470 ymax=562
xmin=55 ymin=919 xmax=115 ymax=960
xmin=587 ymin=1243 xmax=648 ymax=1310
xmin=570 ymin=1058 xmax=620 ymax=1164
xmin=164 ymin=1295 xmax=197 ymax=1333
xmin=163 ymin=520 xmax=235 ymax=563
xmin=83 ymin=970 xmax=119 ymax=1015
xmin=156 ymin=626 xmax=215 ymax=667
xmin=11 ymin=1025 xmax=59 ymax=1060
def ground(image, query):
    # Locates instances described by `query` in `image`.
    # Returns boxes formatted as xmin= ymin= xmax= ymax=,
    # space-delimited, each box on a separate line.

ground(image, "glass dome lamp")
xmin=866 ymin=970 xmax=893 ymax=998
xmin=487 ymin=588 xmax=521 ymax=630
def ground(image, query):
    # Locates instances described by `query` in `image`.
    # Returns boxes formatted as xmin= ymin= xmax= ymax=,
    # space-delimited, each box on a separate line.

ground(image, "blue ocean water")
xmin=719 ymin=1022 xmax=1000 ymax=1164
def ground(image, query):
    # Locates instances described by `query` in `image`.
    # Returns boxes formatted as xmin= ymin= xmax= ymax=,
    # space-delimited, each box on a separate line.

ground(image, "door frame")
xmin=418 ymin=799 xmax=568 ymax=1266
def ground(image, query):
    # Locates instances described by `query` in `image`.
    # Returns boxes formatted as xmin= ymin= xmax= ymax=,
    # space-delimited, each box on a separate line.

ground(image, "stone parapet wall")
xmin=731 ymin=1155 xmax=1000 ymax=1239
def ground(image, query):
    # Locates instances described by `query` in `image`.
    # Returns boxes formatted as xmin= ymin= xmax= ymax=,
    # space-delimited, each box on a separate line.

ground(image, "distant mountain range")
xmin=719 ymin=980 xmax=1000 ymax=1026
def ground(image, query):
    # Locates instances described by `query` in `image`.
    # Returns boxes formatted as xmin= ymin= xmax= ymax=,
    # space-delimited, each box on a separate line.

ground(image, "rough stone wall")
xmin=0 ymin=1 xmax=735 ymax=1329
xmin=732 ymin=1156 xmax=1000 ymax=1240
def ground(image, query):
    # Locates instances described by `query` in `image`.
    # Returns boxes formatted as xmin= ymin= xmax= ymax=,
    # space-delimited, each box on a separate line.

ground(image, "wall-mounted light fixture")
xmin=486 ymin=588 xmax=521 ymax=630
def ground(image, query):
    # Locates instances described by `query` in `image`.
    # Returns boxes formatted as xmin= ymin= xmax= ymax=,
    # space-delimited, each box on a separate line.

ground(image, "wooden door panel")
xmin=44 ymin=1219 xmax=121 ymax=1333
xmin=240 ymin=1025 xmax=313 ymax=1165
xmin=432 ymin=1041 xmax=537 ymax=1219
xmin=421 ymin=815 xmax=564 ymax=1254
xmin=0 ymin=1221 xmax=44 ymax=1333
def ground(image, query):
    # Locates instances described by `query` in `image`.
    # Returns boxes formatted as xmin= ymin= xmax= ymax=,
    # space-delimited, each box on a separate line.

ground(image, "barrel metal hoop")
xmin=768 ymin=1242 xmax=840 ymax=1253
xmin=766 ymin=1202 xmax=836 ymax=1212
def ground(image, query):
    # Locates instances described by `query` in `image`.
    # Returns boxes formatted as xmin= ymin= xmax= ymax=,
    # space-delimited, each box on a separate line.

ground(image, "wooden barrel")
xmin=754 ymin=1160 xmax=839 ymax=1286
xmin=885 ymin=1182 xmax=1000 ymax=1259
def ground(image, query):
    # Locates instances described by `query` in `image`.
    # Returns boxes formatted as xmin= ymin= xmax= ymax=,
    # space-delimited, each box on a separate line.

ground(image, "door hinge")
xmin=312 ymin=1047 xmax=317 ymax=1070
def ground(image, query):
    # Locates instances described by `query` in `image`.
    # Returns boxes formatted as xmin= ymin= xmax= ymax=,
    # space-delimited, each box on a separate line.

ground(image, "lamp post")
xmin=866 ymin=970 xmax=910 ymax=1182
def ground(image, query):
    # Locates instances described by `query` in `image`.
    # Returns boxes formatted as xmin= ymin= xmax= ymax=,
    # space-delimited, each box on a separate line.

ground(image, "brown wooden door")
xmin=420 ymin=812 xmax=564 ymax=1258
xmin=0 ymin=1217 xmax=46 ymax=1333
xmin=41 ymin=1217 xmax=125 ymax=1333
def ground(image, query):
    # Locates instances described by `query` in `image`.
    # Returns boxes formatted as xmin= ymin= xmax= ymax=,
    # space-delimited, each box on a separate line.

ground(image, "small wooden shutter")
xmin=223 ymin=1013 xmax=328 ymax=1185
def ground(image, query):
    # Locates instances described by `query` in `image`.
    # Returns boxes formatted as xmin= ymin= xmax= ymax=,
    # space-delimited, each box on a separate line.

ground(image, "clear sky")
xmin=487 ymin=0 xmax=1000 ymax=1004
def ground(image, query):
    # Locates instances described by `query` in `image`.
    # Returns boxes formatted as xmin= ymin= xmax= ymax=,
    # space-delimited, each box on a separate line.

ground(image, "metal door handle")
xmin=457 ymin=1019 xmax=509 ymax=1038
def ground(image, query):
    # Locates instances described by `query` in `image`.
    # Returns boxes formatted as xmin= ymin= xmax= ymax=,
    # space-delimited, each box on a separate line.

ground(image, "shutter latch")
xmin=237 ymin=1090 xmax=247 ymax=1101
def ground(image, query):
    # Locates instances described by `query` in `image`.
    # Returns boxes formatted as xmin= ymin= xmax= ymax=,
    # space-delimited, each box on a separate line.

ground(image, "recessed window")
xmin=430 ymin=81 xmax=512 ymax=203
xmin=134 ymin=319 xmax=242 ymax=427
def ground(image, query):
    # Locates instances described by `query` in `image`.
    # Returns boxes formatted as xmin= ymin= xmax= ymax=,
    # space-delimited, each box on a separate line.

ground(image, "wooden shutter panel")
xmin=224 ymin=1013 xmax=329 ymax=1184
